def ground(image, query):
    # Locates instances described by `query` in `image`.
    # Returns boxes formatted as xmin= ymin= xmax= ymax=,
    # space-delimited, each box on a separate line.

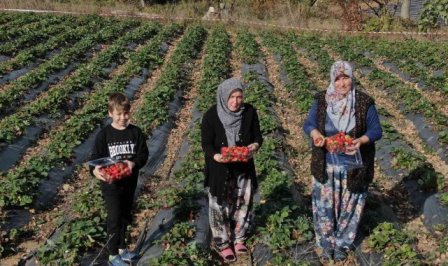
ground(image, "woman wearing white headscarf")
xmin=303 ymin=61 xmax=382 ymax=262
xmin=201 ymin=77 xmax=262 ymax=263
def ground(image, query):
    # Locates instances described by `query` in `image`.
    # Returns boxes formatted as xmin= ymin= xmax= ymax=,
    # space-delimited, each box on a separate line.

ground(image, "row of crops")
xmin=0 ymin=11 xmax=448 ymax=265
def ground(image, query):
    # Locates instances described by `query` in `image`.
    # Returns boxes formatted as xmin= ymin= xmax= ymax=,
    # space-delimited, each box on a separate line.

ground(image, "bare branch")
xmin=361 ymin=0 xmax=380 ymax=16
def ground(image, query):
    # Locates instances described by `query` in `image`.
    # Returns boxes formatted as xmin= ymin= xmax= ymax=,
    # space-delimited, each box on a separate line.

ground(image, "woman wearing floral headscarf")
xmin=303 ymin=61 xmax=382 ymax=262
xmin=201 ymin=77 xmax=262 ymax=263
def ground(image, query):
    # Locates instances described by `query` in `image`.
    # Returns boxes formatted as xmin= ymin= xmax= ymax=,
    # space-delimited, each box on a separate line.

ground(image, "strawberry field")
xmin=0 ymin=11 xmax=448 ymax=265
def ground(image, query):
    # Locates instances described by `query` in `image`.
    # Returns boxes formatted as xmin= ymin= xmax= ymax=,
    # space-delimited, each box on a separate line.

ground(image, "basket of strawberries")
xmin=221 ymin=146 xmax=251 ymax=163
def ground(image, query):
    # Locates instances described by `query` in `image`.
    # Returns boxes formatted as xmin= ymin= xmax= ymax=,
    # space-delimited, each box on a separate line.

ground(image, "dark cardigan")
xmin=201 ymin=103 xmax=263 ymax=204
xmin=310 ymin=90 xmax=376 ymax=192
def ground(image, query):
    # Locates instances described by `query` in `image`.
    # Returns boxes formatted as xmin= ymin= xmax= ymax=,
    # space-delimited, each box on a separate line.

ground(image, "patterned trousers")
xmin=208 ymin=174 xmax=253 ymax=250
xmin=312 ymin=165 xmax=367 ymax=251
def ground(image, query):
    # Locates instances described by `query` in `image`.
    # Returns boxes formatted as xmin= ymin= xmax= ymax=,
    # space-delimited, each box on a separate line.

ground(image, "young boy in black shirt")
xmin=90 ymin=92 xmax=148 ymax=266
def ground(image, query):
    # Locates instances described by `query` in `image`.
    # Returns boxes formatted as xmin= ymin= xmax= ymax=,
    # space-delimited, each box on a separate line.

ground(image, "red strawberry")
xmin=220 ymin=146 xmax=250 ymax=163
xmin=325 ymin=132 xmax=354 ymax=153
xmin=100 ymin=162 xmax=131 ymax=183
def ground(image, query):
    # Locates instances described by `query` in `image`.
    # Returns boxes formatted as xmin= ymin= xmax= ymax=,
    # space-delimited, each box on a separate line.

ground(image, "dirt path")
xmin=371 ymin=57 xmax=448 ymax=117
xmin=128 ymin=36 xmax=206 ymax=246
xmin=258 ymin=39 xmax=313 ymax=196
xmin=129 ymin=37 xmax=183 ymax=120
xmin=229 ymin=32 xmax=242 ymax=79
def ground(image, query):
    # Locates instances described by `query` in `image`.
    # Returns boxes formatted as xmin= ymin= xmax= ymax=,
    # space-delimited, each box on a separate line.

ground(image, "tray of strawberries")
xmin=324 ymin=132 xmax=363 ymax=169
xmin=325 ymin=132 xmax=354 ymax=153
xmin=221 ymin=146 xmax=251 ymax=163
xmin=88 ymin=157 xmax=132 ymax=183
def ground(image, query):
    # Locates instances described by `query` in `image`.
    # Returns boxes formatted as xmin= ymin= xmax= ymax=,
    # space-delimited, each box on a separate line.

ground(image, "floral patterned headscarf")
xmin=325 ymin=61 xmax=356 ymax=132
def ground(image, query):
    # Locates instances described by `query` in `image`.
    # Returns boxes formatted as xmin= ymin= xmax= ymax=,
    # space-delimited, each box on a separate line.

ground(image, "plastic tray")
xmin=328 ymin=149 xmax=363 ymax=169
xmin=87 ymin=157 xmax=118 ymax=167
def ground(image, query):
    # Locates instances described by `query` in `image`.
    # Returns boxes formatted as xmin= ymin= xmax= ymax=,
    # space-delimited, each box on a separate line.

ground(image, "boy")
xmin=90 ymin=92 xmax=149 ymax=266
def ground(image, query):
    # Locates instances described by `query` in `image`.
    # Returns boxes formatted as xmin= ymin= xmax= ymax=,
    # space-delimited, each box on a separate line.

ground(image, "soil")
xmin=372 ymin=56 xmax=448 ymax=117
xmin=128 ymin=35 xmax=203 ymax=247
xmin=229 ymin=32 xmax=242 ymax=79
xmin=259 ymin=39 xmax=313 ymax=196
xmin=0 ymin=34 xmax=181 ymax=266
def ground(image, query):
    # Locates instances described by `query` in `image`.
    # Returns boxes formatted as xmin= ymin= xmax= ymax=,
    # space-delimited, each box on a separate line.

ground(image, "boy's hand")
xmin=93 ymin=165 xmax=107 ymax=182
xmin=124 ymin=160 xmax=135 ymax=170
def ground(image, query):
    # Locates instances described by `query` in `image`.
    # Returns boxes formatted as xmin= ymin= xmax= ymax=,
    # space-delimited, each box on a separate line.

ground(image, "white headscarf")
xmin=325 ymin=61 xmax=356 ymax=132
xmin=216 ymin=78 xmax=245 ymax=146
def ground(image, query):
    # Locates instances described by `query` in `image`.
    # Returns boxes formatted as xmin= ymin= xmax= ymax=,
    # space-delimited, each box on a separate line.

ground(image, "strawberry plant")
xmin=368 ymin=222 xmax=420 ymax=264
xmin=439 ymin=192 xmax=448 ymax=206
xmin=260 ymin=207 xmax=313 ymax=250
xmin=381 ymin=120 xmax=400 ymax=142
xmin=37 ymin=216 xmax=106 ymax=265
xmin=260 ymin=32 xmax=315 ymax=112
xmin=152 ymin=222 xmax=216 ymax=265
xmin=383 ymin=243 xmax=420 ymax=266
xmin=0 ymin=14 xmax=65 ymax=42
xmin=0 ymin=20 xmax=150 ymax=143
xmin=0 ymin=12 xmax=44 ymax=35
xmin=437 ymin=235 xmax=448 ymax=254
xmin=0 ymin=16 xmax=76 ymax=56
xmin=0 ymin=19 xmax=138 ymax=115
xmin=133 ymin=25 xmax=207 ymax=132
xmin=390 ymin=147 xmax=424 ymax=171
xmin=234 ymin=31 xmax=261 ymax=64
xmin=0 ymin=23 xmax=177 ymax=208
xmin=0 ymin=15 xmax=107 ymax=75
xmin=368 ymin=222 xmax=410 ymax=250
xmin=147 ymin=27 xmax=231 ymax=263
xmin=33 ymin=24 xmax=182 ymax=263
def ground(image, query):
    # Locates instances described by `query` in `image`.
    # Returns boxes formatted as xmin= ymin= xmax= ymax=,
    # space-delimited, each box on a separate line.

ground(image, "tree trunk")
xmin=401 ymin=0 xmax=411 ymax=19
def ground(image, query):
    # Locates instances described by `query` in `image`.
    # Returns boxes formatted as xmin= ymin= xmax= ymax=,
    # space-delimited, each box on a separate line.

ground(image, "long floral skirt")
xmin=312 ymin=164 xmax=367 ymax=251
xmin=208 ymin=174 xmax=253 ymax=250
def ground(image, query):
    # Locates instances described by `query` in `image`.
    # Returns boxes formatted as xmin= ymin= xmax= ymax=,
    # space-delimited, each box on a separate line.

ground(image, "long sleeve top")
xmin=303 ymin=100 xmax=382 ymax=166
xmin=303 ymin=101 xmax=382 ymax=142
xmin=201 ymin=103 xmax=262 ymax=204
xmin=89 ymin=124 xmax=149 ymax=183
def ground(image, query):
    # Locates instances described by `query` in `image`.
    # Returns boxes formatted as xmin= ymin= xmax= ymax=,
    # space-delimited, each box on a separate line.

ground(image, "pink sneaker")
xmin=234 ymin=242 xmax=248 ymax=254
xmin=219 ymin=247 xmax=236 ymax=262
